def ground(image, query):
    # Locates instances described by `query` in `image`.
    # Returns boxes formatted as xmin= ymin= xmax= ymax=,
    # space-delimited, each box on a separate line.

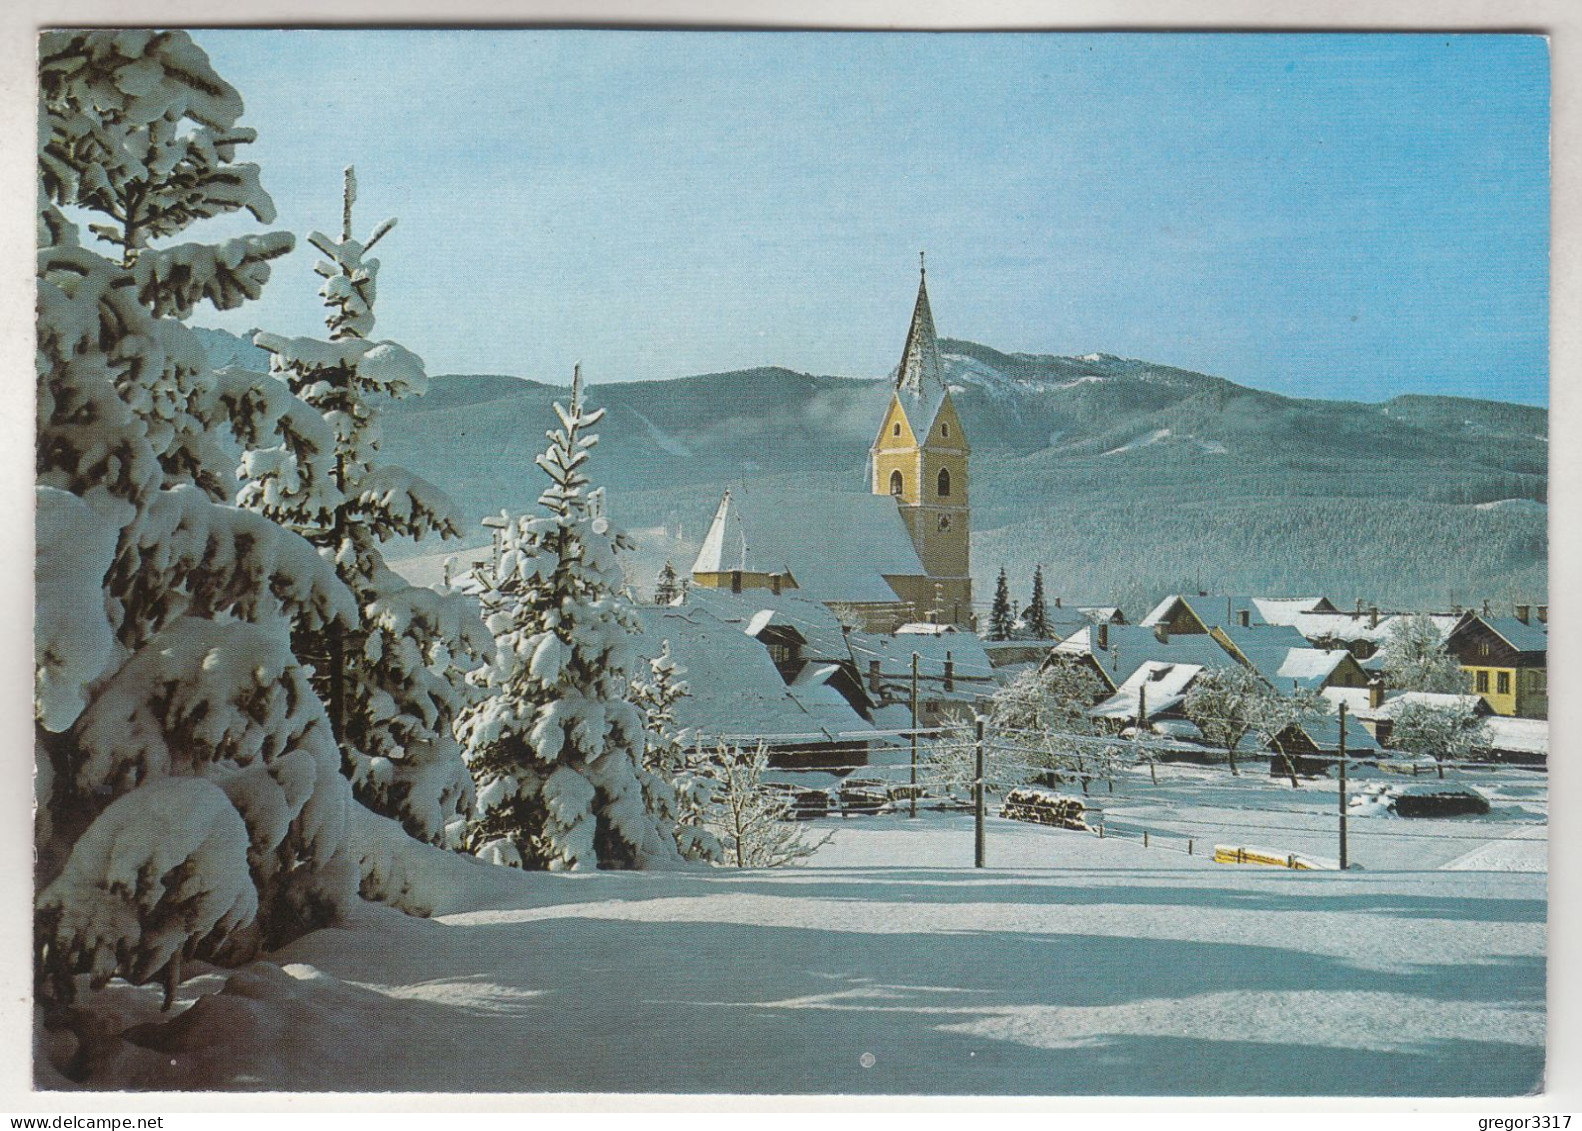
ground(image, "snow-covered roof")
xmin=1296 ymin=712 xmax=1382 ymax=754
xmin=1089 ymin=661 xmax=1205 ymax=720
xmin=1360 ymin=691 xmax=1486 ymax=722
xmin=1214 ymin=623 xmax=1353 ymax=693
xmin=1078 ymin=606 xmax=1126 ymax=625
xmin=631 ymin=605 xmax=873 ymax=744
xmin=689 ymin=488 xmax=927 ymax=605
xmin=1055 ymin=624 xmax=1237 ymax=687
xmin=1482 ymin=716 xmax=1548 ymax=755
xmin=847 ymin=628 xmax=996 ymax=699
xmin=1249 ymin=597 xmax=1334 ymax=625
xmin=1140 ymin=594 xmax=1266 ymax=631
xmin=685 ymin=585 xmax=852 ymax=662
xmin=1474 ymin=615 xmax=1549 ymax=655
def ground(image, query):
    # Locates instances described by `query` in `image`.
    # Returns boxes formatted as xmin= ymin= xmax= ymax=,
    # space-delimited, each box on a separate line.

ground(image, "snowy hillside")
xmin=194 ymin=328 xmax=1548 ymax=611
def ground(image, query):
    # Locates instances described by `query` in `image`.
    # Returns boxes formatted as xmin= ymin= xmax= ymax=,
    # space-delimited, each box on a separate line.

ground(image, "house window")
xmin=767 ymin=642 xmax=796 ymax=667
xmin=937 ymin=468 xmax=951 ymax=497
xmin=889 ymin=470 xmax=904 ymax=495
xmin=1479 ymin=642 xmax=1491 ymax=658
xmin=1476 ymin=670 xmax=1490 ymax=694
xmin=893 ymin=422 xmax=901 ymax=437
xmin=1497 ymin=670 xmax=1511 ymax=695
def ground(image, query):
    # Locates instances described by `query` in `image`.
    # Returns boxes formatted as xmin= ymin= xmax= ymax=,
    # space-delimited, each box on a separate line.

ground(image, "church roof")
xmin=890 ymin=261 xmax=950 ymax=435
xmin=690 ymin=487 xmax=928 ymax=605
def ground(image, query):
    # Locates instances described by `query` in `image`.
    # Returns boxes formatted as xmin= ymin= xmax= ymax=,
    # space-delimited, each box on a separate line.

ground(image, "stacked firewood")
xmin=1000 ymin=787 xmax=1090 ymax=831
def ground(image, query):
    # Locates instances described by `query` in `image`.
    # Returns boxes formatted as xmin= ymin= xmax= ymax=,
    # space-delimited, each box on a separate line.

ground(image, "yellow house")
xmin=691 ymin=259 xmax=974 ymax=629
xmin=1446 ymin=609 xmax=1548 ymax=719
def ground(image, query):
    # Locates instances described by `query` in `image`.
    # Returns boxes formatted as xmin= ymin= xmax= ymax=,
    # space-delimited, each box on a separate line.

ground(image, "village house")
xmin=631 ymin=599 xmax=880 ymax=771
xmin=690 ymin=260 xmax=973 ymax=630
xmin=1349 ymin=689 xmax=1492 ymax=747
xmin=1208 ymin=622 xmax=1373 ymax=703
xmin=1051 ymin=621 xmax=1240 ymax=692
xmin=847 ymin=622 xmax=998 ymax=729
xmin=1446 ymin=606 xmax=1548 ymax=719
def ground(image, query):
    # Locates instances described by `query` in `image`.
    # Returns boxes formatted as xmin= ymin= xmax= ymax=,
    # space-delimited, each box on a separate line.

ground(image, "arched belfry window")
xmin=889 ymin=470 xmax=904 ymax=496
xmin=941 ymin=421 xmax=950 ymax=438
xmin=937 ymin=468 xmax=952 ymax=498
xmin=893 ymin=422 xmax=901 ymax=437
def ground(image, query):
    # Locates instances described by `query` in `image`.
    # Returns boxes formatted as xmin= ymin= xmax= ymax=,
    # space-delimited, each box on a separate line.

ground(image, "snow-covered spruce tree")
xmin=630 ymin=643 xmax=722 ymax=862
xmin=1025 ymin=565 xmax=1051 ymax=639
xmin=653 ymin=561 xmax=682 ymax=606
xmin=248 ymin=168 xmax=491 ymax=845
xmin=459 ymin=368 xmax=681 ymax=871
xmin=36 ymin=30 xmax=360 ymax=1010
xmin=1378 ymin=614 xmax=1467 ymax=694
xmin=708 ymin=744 xmax=830 ymax=868
xmin=988 ymin=568 xmax=1015 ymax=641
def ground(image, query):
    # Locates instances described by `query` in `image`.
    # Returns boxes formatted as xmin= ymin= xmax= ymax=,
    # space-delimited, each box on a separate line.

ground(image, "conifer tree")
xmin=459 ymin=368 xmax=681 ymax=871
xmin=248 ymin=169 xmax=491 ymax=845
xmin=654 ymin=560 xmax=681 ymax=605
xmin=35 ymin=31 xmax=359 ymax=1012
xmin=630 ymin=644 xmax=721 ymax=862
xmin=988 ymin=568 xmax=1015 ymax=640
xmin=1026 ymin=565 xmax=1051 ymax=639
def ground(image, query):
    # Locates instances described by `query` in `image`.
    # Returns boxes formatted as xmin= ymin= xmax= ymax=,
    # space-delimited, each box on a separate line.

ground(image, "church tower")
xmin=870 ymin=257 xmax=973 ymax=626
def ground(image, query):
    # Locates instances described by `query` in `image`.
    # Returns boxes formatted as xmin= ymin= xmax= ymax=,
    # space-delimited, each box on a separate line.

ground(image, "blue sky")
xmin=191 ymin=31 xmax=1549 ymax=405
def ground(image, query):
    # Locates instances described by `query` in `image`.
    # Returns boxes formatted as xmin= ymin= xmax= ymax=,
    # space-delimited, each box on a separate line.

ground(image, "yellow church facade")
xmin=690 ymin=261 xmax=974 ymax=629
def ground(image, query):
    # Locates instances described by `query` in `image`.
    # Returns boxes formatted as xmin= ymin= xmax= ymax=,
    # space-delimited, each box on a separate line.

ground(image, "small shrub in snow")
xmin=707 ymin=744 xmax=831 ymax=868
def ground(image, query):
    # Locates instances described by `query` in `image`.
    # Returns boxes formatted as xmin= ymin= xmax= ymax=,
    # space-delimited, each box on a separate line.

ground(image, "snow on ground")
xmin=1102 ymin=428 xmax=1170 ymax=455
xmin=57 ymin=762 xmax=1546 ymax=1097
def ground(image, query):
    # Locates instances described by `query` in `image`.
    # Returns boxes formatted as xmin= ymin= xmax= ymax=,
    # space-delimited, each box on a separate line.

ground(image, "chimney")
xmin=944 ymin=652 xmax=955 ymax=693
xmin=868 ymin=659 xmax=882 ymax=694
xmin=1482 ymin=598 xmax=1491 ymax=617
xmin=1356 ymin=597 xmax=1364 ymax=615
xmin=730 ymin=569 xmax=742 ymax=594
xmin=1054 ymin=596 xmax=1062 ymax=608
xmin=1368 ymin=679 xmax=1384 ymax=710
xmin=769 ymin=572 xmax=782 ymax=596
xmin=1237 ymin=610 xmax=1251 ymax=628
xmin=1154 ymin=624 xmax=1169 ymax=644
xmin=1369 ymin=605 xmax=1379 ymax=629
xmin=1515 ymin=603 xmax=1530 ymax=624
xmin=1539 ymin=605 xmax=1548 ymax=624
xmin=1097 ymin=623 xmax=1109 ymax=651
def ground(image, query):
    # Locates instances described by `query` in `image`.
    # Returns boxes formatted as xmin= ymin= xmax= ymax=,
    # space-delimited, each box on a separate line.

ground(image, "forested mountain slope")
xmin=198 ymin=328 xmax=1547 ymax=613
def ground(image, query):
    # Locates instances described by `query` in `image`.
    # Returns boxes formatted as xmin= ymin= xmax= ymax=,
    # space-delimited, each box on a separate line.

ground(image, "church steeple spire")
xmin=895 ymin=254 xmax=945 ymax=398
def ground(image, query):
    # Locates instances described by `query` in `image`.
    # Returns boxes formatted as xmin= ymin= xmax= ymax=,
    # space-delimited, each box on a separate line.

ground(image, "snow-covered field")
xmin=51 ymin=763 xmax=1546 ymax=1097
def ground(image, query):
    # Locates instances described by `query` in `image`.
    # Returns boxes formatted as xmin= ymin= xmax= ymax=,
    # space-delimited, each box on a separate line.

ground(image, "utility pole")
xmin=974 ymin=714 xmax=987 ymax=868
xmin=910 ymin=652 xmax=920 ymax=819
xmin=1338 ymin=700 xmax=1350 ymax=870
xmin=1138 ymin=683 xmax=1156 ymax=784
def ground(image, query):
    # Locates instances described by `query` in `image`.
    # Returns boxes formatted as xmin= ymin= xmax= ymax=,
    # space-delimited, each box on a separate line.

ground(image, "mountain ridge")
xmin=193 ymin=326 xmax=1547 ymax=613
